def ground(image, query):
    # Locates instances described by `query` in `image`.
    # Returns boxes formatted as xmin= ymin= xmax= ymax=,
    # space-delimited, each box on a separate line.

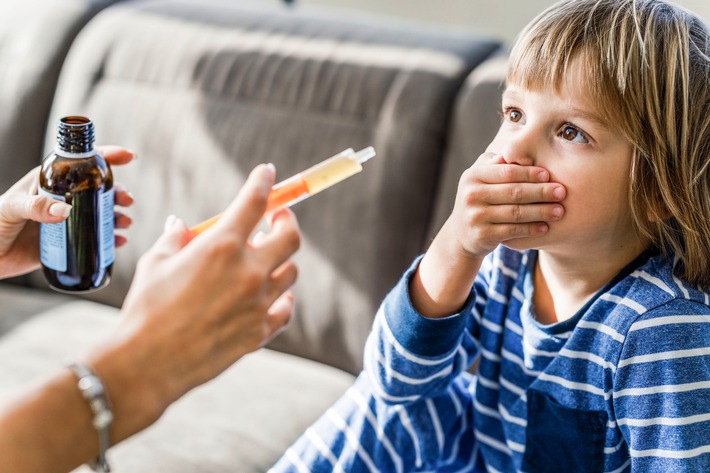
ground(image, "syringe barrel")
xmin=300 ymin=154 xmax=363 ymax=195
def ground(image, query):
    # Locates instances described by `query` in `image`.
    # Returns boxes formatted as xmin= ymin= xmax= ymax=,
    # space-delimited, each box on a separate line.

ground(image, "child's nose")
xmin=500 ymin=136 xmax=536 ymax=166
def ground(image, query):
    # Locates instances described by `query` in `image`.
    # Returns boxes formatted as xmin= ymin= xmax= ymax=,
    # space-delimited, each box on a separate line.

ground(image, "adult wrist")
xmin=67 ymin=362 xmax=113 ymax=472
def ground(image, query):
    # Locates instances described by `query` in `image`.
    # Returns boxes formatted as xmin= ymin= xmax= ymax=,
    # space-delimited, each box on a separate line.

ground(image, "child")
xmin=272 ymin=0 xmax=710 ymax=471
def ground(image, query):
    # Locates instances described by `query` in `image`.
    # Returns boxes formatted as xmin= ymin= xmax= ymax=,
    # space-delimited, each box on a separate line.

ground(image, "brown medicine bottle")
xmin=39 ymin=116 xmax=114 ymax=292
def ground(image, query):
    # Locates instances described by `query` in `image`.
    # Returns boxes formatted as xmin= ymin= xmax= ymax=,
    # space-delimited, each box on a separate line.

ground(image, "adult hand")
xmin=91 ymin=163 xmax=301 ymax=438
xmin=0 ymin=146 xmax=135 ymax=279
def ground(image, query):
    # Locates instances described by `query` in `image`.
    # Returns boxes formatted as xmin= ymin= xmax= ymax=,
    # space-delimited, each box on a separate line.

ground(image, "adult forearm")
xmin=0 ymin=336 xmax=164 ymax=473
xmin=0 ymin=369 xmax=104 ymax=473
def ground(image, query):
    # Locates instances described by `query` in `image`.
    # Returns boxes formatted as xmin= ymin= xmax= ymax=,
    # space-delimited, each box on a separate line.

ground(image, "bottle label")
xmin=99 ymin=187 xmax=115 ymax=268
xmin=38 ymin=188 xmax=68 ymax=272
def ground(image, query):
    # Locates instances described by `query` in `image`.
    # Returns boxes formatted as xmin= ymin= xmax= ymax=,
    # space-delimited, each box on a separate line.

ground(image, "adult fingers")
xmin=115 ymin=234 xmax=128 ymax=248
xmin=113 ymin=183 xmax=135 ymax=207
xmin=263 ymin=291 xmax=295 ymax=343
xmin=114 ymin=211 xmax=133 ymax=229
xmin=97 ymin=146 xmax=137 ymax=166
xmin=267 ymin=260 xmax=298 ymax=304
xmin=148 ymin=215 xmax=190 ymax=259
xmin=254 ymin=208 xmax=301 ymax=271
xmin=214 ymin=164 xmax=275 ymax=244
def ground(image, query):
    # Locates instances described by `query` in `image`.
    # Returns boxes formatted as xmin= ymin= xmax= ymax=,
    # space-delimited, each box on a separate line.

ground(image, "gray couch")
xmin=0 ymin=0 xmax=507 ymax=471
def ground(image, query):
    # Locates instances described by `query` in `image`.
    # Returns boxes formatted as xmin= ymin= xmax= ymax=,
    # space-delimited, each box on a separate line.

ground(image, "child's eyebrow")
xmin=566 ymin=106 xmax=609 ymax=129
xmin=501 ymin=89 xmax=522 ymax=102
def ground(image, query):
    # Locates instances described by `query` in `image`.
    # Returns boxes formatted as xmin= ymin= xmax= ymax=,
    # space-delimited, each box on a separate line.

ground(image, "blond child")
xmin=272 ymin=0 xmax=710 ymax=471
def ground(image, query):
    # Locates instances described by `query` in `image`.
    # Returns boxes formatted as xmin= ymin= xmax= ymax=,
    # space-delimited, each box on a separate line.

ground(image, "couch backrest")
xmin=0 ymin=0 xmax=124 ymax=193
xmin=36 ymin=0 xmax=501 ymax=374
xmin=427 ymin=53 xmax=508 ymax=241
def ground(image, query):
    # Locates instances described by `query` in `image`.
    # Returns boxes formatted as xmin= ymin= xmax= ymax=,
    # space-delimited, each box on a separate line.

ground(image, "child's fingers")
xmin=483 ymin=202 xmax=565 ymax=224
xmin=472 ymin=182 xmax=566 ymax=205
xmin=473 ymin=163 xmax=552 ymax=185
xmin=486 ymin=221 xmax=550 ymax=242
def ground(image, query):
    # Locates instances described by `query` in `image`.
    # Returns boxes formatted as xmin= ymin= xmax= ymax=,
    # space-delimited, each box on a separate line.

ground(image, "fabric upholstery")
xmin=0 ymin=0 xmax=123 ymax=193
xmin=0 ymin=1 xmax=508 ymax=470
xmin=38 ymin=0 xmax=501 ymax=374
xmin=427 ymin=52 xmax=508 ymax=240
xmin=0 ymin=291 xmax=354 ymax=473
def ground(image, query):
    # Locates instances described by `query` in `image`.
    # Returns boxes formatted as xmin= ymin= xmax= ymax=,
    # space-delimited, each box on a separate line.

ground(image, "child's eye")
xmin=505 ymin=108 xmax=525 ymax=124
xmin=560 ymin=125 xmax=589 ymax=143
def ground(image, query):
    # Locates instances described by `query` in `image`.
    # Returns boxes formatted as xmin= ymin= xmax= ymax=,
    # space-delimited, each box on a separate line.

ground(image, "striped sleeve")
xmin=362 ymin=256 xmax=490 ymax=403
xmin=613 ymin=302 xmax=710 ymax=472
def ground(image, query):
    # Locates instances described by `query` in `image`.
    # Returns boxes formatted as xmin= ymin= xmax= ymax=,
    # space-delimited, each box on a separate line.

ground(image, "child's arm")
xmin=411 ymin=153 xmax=565 ymax=318
xmin=613 ymin=304 xmax=710 ymax=471
xmin=361 ymin=152 xmax=564 ymax=402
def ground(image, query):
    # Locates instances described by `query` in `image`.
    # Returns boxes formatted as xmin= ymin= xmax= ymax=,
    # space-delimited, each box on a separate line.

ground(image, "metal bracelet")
xmin=68 ymin=362 xmax=113 ymax=473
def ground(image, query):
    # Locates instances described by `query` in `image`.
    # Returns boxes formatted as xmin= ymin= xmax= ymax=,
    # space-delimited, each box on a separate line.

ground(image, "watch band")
xmin=68 ymin=362 xmax=113 ymax=472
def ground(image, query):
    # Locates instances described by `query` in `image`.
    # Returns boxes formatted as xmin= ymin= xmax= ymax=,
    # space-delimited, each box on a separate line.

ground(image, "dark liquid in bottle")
xmin=39 ymin=154 xmax=113 ymax=292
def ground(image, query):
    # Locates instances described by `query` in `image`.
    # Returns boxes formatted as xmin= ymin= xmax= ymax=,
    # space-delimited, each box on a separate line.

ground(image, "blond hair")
xmin=508 ymin=0 xmax=710 ymax=287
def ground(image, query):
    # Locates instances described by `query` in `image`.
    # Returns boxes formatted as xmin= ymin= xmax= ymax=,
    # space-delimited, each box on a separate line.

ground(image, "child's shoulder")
xmin=626 ymin=253 xmax=710 ymax=310
xmin=599 ymin=253 xmax=710 ymax=345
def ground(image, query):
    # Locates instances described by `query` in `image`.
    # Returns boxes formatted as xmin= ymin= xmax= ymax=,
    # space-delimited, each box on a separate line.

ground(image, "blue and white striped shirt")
xmin=273 ymin=246 xmax=710 ymax=472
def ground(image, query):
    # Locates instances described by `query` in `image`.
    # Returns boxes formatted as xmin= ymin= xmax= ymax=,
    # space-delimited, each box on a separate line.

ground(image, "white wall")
xmin=272 ymin=0 xmax=710 ymax=44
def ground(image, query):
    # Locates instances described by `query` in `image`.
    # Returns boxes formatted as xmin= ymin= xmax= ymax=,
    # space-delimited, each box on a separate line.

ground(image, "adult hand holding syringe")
xmin=190 ymin=146 xmax=376 ymax=235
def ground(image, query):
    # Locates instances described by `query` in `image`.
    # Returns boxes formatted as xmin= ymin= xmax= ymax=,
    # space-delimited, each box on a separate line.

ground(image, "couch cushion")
xmin=0 ymin=0 xmax=124 ymax=193
xmin=428 ymin=52 xmax=508 ymax=241
xmin=37 ymin=0 xmax=501 ymax=373
xmin=0 ymin=291 xmax=355 ymax=472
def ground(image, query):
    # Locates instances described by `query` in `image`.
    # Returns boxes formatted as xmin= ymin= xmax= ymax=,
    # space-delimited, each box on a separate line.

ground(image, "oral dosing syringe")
xmin=190 ymin=146 xmax=376 ymax=235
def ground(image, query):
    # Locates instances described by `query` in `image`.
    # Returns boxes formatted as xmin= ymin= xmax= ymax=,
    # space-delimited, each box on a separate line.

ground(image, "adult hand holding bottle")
xmin=0 ymin=145 xmax=135 ymax=280
xmin=0 ymin=162 xmax=301 ymax=473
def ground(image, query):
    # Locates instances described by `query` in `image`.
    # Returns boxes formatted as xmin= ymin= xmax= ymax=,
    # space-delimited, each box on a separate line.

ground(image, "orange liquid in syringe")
xmin=190 ymin=152 xmax=363 ymax=235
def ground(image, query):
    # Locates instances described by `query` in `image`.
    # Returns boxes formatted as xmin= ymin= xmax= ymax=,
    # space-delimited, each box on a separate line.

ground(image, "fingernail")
xmin=553 ymin=186 xmax=565 ymax=199
xmin=164 ymin=214 xmax=176 ymax=231
xmin=129 ymin=150 xmax=139 ymax=161
xmin=257 ymin=163 xmax=275 ymax=195
xmin=552 ymin=205 xmax=564 ymax=218
xmin=538 ymin=171 xmax=549 ymax=182
xmin=49 ymin=202 xmax=71 ymax=218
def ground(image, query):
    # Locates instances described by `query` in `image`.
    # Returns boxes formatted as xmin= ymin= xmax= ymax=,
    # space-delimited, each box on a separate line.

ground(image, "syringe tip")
xmin=354 ymin=146 xmax=376 ymax=164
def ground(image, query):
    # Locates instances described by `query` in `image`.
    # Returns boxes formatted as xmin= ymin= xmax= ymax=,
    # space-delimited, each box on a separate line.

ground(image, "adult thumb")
xmin=0 ymin=194 xmax=72 ymax=225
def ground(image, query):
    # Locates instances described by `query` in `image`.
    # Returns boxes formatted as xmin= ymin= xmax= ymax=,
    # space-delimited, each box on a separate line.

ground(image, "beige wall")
xmin=275 ymin=0 xmax=709 ymax=44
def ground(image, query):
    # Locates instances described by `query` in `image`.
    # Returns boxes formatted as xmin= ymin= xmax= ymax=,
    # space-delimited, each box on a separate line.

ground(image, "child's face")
xmin=485 ymin=64 xmax=645 ymax=258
